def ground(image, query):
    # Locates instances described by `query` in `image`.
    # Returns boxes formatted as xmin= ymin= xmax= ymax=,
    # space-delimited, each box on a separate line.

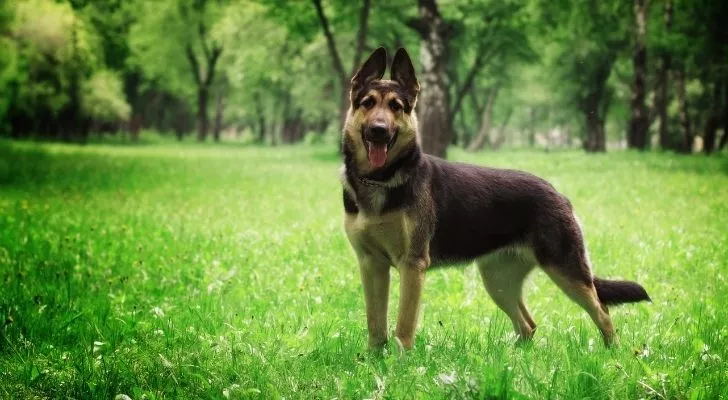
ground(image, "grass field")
xmin=1 ymin=139 xmax=727 ymax=399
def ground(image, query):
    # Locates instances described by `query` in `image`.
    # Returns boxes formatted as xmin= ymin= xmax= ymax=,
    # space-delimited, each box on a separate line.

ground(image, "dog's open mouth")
xmin=364 ymin=132 xmax=397 ymax=169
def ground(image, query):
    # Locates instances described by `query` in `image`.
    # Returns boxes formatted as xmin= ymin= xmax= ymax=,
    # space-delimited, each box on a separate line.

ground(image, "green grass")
xmin=1 ymin=139 xmax=727 ymax=399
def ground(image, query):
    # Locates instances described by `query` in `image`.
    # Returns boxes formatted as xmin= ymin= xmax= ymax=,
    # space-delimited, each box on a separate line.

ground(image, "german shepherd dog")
xmin=341 ymin=47 xmax=650 ymax=350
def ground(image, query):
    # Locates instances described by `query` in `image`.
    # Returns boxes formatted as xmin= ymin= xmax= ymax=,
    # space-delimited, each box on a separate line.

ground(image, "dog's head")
xmin=343 ymin=47 xmax=420 ymax=173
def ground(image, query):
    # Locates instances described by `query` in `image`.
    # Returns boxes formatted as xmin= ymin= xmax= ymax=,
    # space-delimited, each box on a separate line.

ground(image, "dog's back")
xmin=426 ymin=155 xmax=571 ymax=265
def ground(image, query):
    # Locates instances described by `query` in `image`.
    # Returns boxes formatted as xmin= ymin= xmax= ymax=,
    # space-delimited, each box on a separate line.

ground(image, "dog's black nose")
xmin=368 ymin=124 xmax=389 ymax=141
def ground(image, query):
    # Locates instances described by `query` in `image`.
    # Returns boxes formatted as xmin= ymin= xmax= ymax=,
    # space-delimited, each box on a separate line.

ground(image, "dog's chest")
xmin=355 ymin=186 xmax=388 ymax=213
xmin=344 ymin=211 xmax=411 ymax=265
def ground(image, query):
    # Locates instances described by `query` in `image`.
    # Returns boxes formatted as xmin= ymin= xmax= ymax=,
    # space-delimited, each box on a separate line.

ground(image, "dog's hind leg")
xmin=535 ymin=213 xmax=619 ymax=347
xmin=519 ymin=299 xmax=536 ymax=331
xmin=542 ymin=267 xmax=617 ymax=347
xmin=477 ymin=248 xmax=537 ymax=341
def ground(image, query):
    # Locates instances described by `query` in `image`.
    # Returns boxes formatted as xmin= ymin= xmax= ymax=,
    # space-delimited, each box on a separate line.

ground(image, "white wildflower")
xmin=151 ymin=306 xmax=165 ymax=318
xmin=159 ymin=353 xmax=174 ymax=368
xmin=93 ymin=341 xmax=106 ymax=355
xmin=437 ymin=372 xmax=457 ymax=385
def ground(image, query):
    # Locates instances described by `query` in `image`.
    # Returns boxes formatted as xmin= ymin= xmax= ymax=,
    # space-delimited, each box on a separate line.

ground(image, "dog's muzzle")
xmin=362 ymin=125 xmax=397 ymax=169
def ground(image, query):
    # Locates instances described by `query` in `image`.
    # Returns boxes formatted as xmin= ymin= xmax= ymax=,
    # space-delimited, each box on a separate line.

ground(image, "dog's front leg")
xmin=395 ymin=208 xmax=433 ymax=350
xmin=358 ymin=255 xmax=391 ymax=349
xmin=395 ymin=256 xmax=428 ymax=349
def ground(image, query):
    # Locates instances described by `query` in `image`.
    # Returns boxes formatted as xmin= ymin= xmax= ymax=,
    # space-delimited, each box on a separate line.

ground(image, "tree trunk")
xmin=455 ymin=110 xmax=469 ymax=146
xmin=257 ymin=115 xmax=266 ymax=143
xmin=491 ymin=107 xmax=513 ymax=150
xmin=196 ymin=87 xmax=209 ymax=142
xmin=565 ymin=126 xmax=573 ymax=147
xmin=655 ymin=0 xmax=673 ymax=149
xmin=252 ymin=91 xmax=266 ymax=143
xmin=279 ymin=97 xmax=305 ymax=144
xmin=292 ymin=110 xmax=304 ymax=142
xmin=414 ymin=0 xmax=452 ymax=158
xmin=281 ymin=93 xmax=291 ymax=143
xmin=579 ymin=52 xmax=614 ymax=153
xmin=703 ymin=81 xmax=722 ymax=154
xmin=313 ymin=0 xmax=371 ymax=131
xmin=467 ymin=86 xmax=499 ymax=152
xmin=449 ymin=71 xmax=462 ymax=147
xmin=62 ymin=22 xmax=82 ymax=143
xmin=719 ymin=81 xmax=728 ymax=151
xmin=584 ymin=112 xmax=606 ymax=152
xmin=628 ymin=0 xmax=649 ymax=150
xmin=351 ymin=0 xmax=372 ymax=75
xmin=184 ymin=22 xmax=223 ymax=143
xmin=528 ymin=107 xmax=537 ymax=147
xmin=703 ymin=116 xmax=719 ymax=154
xmin=213 ymin=91 xmax=224 ymax=142
xmin=270 ymin=117 xmax=278 ymax=146
xmin=674 ymin=68 xmax=692 ymax=153
xmin=462 ymin=84 xmax=484 ymax=148
xmin=449 ymin=43 xmax=489 ymax=120
xmin=129 ymin=114 xmax=142 ymax=143
xmin=719 ymin=129 xmax=728 ymax=151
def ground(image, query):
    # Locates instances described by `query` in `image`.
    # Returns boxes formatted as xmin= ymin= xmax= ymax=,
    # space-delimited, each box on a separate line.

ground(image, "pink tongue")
xmin=367 ymin=142 xmax=388 ymax=168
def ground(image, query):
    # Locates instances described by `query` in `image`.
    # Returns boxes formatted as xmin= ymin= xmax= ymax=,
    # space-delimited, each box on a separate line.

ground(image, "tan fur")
xmin=395 ymin=265 xmax=425 ymax=349
xmin=357 ymin=253 xmax=390 ymax=348
xmin=345 ymin=210 xmax=413 ymax=268
xmin=542 ymin=267 xmax=617 ymax=346
xmin=345 ymin=204 xmax=431 ymax=349
xmin=477 ymin=247 xmax=538 ymax=341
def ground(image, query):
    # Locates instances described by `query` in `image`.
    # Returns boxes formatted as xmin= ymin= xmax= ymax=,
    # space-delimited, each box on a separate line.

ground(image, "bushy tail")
xmin=593 ymin=277 xmax=651 ymax=305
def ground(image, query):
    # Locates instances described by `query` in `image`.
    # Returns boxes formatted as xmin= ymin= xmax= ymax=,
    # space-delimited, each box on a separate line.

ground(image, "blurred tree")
xmin=468 ymin=84 xmax=499 ymax=151
xmin=182 ymin=0 xmax=224 ymax=142
xmin=0 ymin=0 xmax=724 ymax=152
xmin=130 ymin=0 xmax=226 ymax=142
xmin=218 ymin=1 xmax=324 ymax=144
xmin=450 ymin=1 xmax=536 ymax=151
xmin=651 ymin=0 xmax=673 ymax=150
xmin=629 ymin=0 xmax=649 ymax=150
xmin=538 ymin=0 xmax=630 ymax=152
xmin=666 ymin=0 xmax=728 ymax=154
xmin=312 ymin=0 xmax=371 ymax=132
xmin=82 ymin=70 xmax=130 ymax=127
xmin=407 ymin=0 xmax=452 ymax=158
xmin=0 ymin=0 xmax=17 ymax=134
xmin=7 ymin=0 xmax=101 ymax=140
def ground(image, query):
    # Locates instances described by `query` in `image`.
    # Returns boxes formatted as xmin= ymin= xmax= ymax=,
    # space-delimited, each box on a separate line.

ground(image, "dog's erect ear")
xmin=351 ymin=47 xmax=387 ymax=100
xmin=391 ymin=48 xmax=420 ymax=101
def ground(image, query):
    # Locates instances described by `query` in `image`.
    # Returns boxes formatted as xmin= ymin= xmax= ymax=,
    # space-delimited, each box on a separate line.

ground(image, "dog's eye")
xmin=361 ymin=97 xmax=375 ymax=109
xmin=389 ymin=100 xmax=402 ymax=112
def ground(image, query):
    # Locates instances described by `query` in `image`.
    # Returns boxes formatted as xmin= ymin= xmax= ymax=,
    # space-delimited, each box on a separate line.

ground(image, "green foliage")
xmin=81 ymin=70 xmax=131 ymax=123
xmin=11 ymin=0 xmax=99 ymax=111
xmin=0 ymin=37 xmax=18 ymax=131
xmin=128 ymin=0 xmax=210 ymax=102
xmin=13 ymin=0 xmax=99 ymax=66
xmin=1 ymin=141 xmax=727 ymax=398
xmin=0 ymin=0 xmax=725 ymax=146
xmin=538 ymin=0 xmax=629 ymax=115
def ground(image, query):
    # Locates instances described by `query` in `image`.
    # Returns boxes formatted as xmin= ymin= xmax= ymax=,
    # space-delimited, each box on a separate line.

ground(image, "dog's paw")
xmin=393 ymin=336 xmax=406 ymax=357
